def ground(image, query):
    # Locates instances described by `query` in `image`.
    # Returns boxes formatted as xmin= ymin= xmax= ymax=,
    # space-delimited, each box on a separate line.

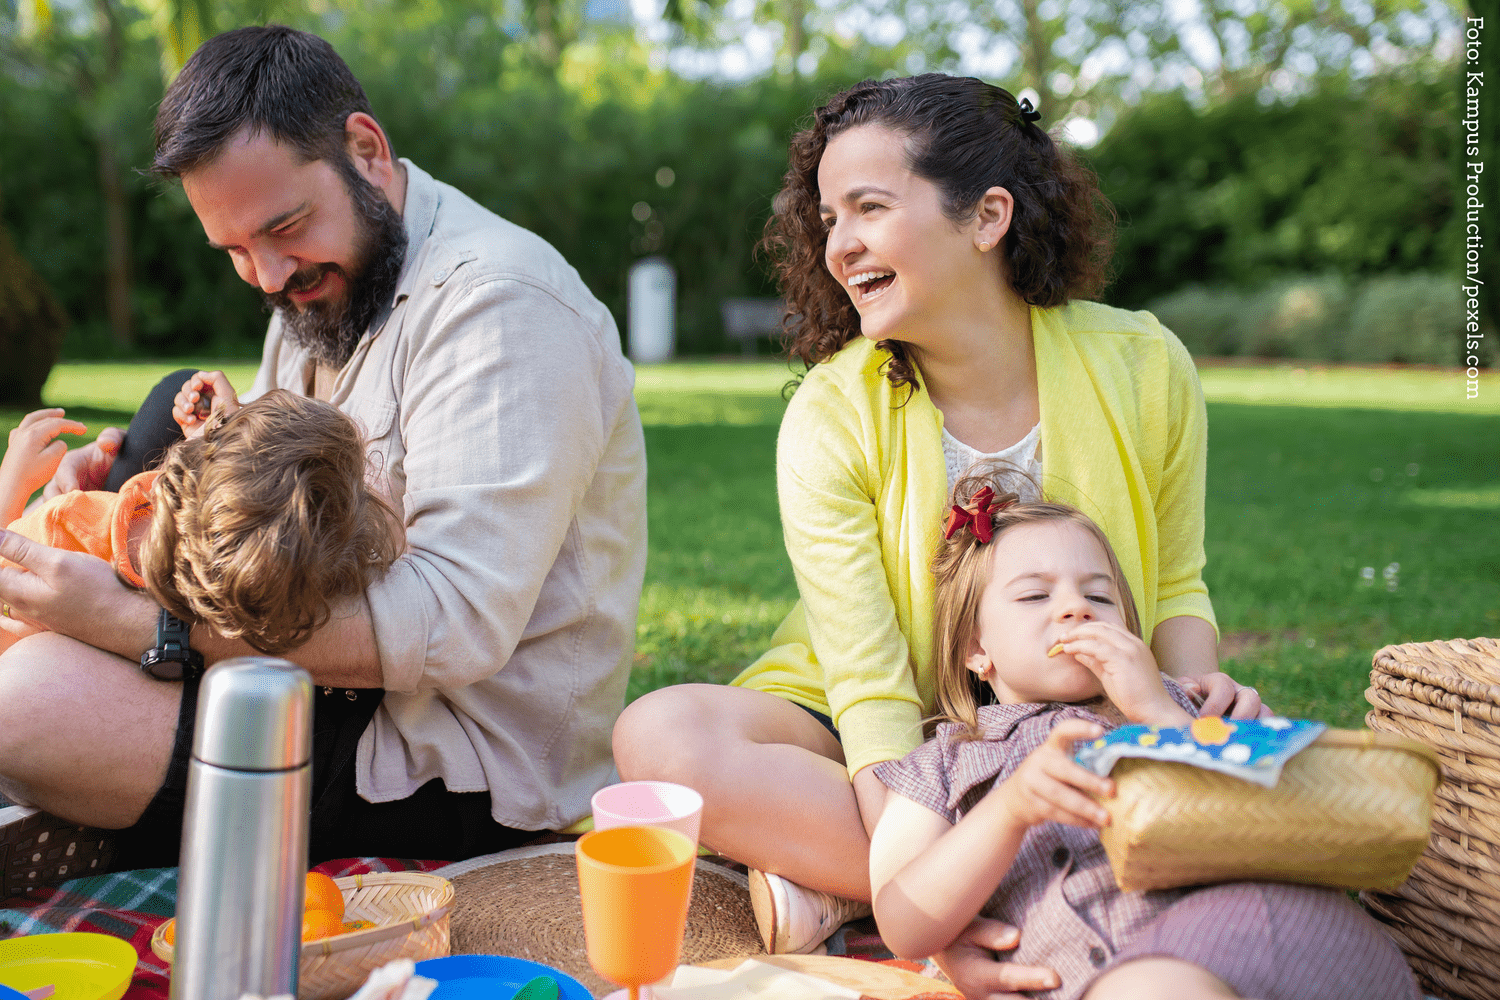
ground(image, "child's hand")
xmin=2 ymin=409 xmax=88 ymax=507
xmin=173 ymin=371 xmax=241 ymax=439
xmin=994 ymin=719 xmax=1113 ymax=830
xmin=1052 ymin=621 xmax=1192 ymax=728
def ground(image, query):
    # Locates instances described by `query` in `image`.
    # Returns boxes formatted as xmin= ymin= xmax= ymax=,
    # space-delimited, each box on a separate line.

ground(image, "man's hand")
xmin=43 ymin=427 xmax=123 ymax=500
xmin=1177 ymin=672 xmax=1272 ymax=719
xmin=0 ymin=530 xmax=155 ymax=658
xmin=173 ymin=370 xmax=240 ymax=439
xmin=933 ymin=917 xmax=1059 ymax=1000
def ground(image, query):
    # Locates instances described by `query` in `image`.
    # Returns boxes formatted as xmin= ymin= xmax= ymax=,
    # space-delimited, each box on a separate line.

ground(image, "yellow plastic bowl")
xmin=0 ymin=932 xmax=136 ymax=1000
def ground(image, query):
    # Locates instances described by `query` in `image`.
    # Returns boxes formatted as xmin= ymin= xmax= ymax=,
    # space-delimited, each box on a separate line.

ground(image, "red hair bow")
xmin=945 ymin=486 xmax=1010 ymax=542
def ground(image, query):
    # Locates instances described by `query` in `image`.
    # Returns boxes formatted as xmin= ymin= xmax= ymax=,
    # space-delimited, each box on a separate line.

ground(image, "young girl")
xmin=0 ymin=383 xmax=400 ymax=656
xmin=867 ymin=472 xmax=1420 ymax=1000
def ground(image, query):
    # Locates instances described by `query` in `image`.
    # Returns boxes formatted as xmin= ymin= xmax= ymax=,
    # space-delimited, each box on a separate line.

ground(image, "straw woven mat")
xmin=435 ymin=842 xmax=764 ymax=996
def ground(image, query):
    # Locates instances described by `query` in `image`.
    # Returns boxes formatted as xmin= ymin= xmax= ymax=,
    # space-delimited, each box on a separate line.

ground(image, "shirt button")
xmin=1089 ymin=946 xmax=1108 ymax=968
xmin=1051 ymin=846 xmax=1070 ymax=868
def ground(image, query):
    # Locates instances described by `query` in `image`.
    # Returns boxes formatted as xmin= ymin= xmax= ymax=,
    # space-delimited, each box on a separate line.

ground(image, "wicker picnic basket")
xmin=151 ymin=871 xmax=453 ymax=1000
xmin=1097 ymin=728 xmax=1440 ymax=893
xmin=1362 ymin=637 xmax=1500 ymax=1000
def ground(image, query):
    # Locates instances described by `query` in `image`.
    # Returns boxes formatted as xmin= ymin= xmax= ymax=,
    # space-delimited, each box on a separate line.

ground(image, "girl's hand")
xmin=173 ymin=371 xmax=241 ymax=439
xmin=2 ymin=409 xmax=88 ymax=513
xmin=1053 ymin=621 xmax=1191 ymax=728
xmin=994 ymin=719 xmax=1112 ymax=830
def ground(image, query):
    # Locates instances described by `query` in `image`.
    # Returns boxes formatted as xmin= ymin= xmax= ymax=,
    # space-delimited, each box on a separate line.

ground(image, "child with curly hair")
xmin=867 ymin=469 xmax=1418 ymax=999
xmin=0 ymin=383 xmax=400 ymax=656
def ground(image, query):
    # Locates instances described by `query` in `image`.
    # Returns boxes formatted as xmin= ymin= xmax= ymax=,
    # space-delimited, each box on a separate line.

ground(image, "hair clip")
xmin=944 ymin=485 xmax=1016 ymax=543
xmin=1018 ymin=98 xmax=1041 ymax=124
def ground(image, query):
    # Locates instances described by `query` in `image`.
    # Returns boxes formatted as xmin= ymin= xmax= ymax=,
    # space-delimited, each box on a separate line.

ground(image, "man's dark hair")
xmin=152 ymin=25 xmax=380 ymax=177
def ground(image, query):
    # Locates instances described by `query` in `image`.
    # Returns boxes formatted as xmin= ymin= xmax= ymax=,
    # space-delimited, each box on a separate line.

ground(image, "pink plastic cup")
xmin=590 ymin=781 xmax=704 ymax=846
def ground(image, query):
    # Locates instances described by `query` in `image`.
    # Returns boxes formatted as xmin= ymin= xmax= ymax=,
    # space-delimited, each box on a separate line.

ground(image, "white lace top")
xmin=942 ymin=422 xmax=1044 ymax=502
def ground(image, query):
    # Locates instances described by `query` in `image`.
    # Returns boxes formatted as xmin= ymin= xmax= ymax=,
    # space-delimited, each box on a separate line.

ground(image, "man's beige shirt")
xmin=248 ymin=160 xmax=647 ymax=830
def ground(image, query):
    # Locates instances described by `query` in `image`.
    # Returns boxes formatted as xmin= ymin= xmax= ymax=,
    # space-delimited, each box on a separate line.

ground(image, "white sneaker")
xmin=748 ymin=868 xmax=873 ymax=954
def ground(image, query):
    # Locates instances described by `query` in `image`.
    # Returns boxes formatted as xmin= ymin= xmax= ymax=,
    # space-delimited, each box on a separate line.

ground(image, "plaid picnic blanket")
xmin=2 ymin=855 xmax=940 ymax=998
xmin=0 ymin=858 xmax=445 ymax=999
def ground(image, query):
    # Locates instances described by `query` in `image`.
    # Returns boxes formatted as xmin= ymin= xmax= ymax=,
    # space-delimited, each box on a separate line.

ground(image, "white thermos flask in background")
xmin=171 ymin=657 xmax=313 ymax=1000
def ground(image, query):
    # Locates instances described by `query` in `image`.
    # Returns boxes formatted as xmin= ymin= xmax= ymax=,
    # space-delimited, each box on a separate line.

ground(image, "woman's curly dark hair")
xmin=762 ymin=74 xmax=1117 ymax=393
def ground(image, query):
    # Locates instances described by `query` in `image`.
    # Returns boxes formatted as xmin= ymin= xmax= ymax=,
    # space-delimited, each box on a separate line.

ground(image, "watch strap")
xmin=140 ymin=608 xmax=205 ymax=681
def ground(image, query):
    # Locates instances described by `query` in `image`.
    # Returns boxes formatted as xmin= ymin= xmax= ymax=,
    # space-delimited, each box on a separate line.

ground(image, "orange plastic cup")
xmin=575 ymin=826 xmax=696 ymax=992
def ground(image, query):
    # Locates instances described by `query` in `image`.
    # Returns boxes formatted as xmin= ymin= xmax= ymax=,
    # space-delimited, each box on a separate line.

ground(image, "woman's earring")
xmin=978 ymin=241 xmax=991 ymax=252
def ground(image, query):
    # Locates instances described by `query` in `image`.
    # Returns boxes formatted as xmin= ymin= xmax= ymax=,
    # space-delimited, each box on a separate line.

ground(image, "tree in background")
xmin=3 ymin=0 xmax=214 ymax=353
xmin=1092 ymin=69 xmax=1457 ymax=309
xmin=0 ymin=0 xmax=1467 ymax=359
xmin=802 ymin=0 xmax=1456 ymax=124
xmin=0 ymin=179 xmax=65 ymax=406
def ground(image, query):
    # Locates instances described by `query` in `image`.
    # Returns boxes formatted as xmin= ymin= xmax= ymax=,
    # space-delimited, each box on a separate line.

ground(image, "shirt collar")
xmin=973 ymin=701 xmax=1053 ymax=741
xmin=369 ymin=157 xmax=440 ymax=335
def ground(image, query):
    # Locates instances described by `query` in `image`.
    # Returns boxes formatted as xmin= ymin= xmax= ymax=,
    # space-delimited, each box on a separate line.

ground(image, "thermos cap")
xmin=192 ymin=658 xmax=313 ymax=771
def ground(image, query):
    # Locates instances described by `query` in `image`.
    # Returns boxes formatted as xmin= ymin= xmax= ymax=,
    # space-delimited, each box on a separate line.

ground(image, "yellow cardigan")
xmin=731 ymin=300 xmax=1218 ymax=776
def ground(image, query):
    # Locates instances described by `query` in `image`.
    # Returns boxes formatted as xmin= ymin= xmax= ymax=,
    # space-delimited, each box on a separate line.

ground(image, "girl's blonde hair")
xmin=931 ymin=466 xmax=1141 ymax=737
xmin=140 ymin=390 xmax=402 ymax=655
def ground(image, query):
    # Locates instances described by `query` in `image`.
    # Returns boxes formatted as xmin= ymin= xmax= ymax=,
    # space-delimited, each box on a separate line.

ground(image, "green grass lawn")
xmin=8 ymin=359 xmax=1499 ymax=727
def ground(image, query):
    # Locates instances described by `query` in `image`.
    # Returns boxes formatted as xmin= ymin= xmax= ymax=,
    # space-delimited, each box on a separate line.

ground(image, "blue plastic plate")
xmin=415 ymin=955 xmax=594 ymax=1000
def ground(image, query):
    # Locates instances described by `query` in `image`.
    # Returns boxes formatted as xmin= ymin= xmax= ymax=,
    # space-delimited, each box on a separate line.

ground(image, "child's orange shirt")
xmin=2 ymin=471 xmax=159 ymax=588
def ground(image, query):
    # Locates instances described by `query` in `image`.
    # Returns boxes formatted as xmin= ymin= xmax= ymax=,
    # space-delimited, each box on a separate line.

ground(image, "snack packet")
xmin=1075 ymin=717 xmax=1327 ymax=788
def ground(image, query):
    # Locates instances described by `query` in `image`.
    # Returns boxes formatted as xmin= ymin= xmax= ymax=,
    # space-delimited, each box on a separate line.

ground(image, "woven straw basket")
xmin=1362 ymin=637 xmax=1500 ymax=1000
xmin=1097 ymin=728 xmax=1439 ymax=893
xmin=151 ymin=871 xmax=453 ymax=1000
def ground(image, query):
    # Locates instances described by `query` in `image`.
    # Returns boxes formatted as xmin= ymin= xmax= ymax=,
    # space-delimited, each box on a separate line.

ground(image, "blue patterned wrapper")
xmin=1074 ymin=717 xmax=1327 ymax=788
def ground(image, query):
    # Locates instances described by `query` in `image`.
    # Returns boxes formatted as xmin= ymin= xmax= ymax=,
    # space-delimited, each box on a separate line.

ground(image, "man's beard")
xmin=263 ymin=161 xmax=408 ymax=369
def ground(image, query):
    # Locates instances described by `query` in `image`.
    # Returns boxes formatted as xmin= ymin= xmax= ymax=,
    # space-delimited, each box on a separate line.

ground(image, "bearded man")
xmin=0 ymin=25 xmax=647 ymax=885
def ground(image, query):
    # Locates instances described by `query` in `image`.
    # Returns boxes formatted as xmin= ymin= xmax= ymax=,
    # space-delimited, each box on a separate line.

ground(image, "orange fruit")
xmin=301 ymin=908 xmax=345 ymax=942
xmin=304 ymin=872 xmax=344 ymax=918
xmin=342 ymin=919 xmax=376 ymax=932
xmin=162 ymin=918 xmax=175 ymax=946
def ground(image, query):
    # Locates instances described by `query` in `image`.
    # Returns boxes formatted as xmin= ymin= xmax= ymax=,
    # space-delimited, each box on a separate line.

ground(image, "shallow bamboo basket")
xmin=1362 ymin=637 xmax=1500 ymax=1000
xmin=1096 ymin=728 xmax=1439 ymax=893
xmin=151 ymin=871 xmax=453 ymax=1000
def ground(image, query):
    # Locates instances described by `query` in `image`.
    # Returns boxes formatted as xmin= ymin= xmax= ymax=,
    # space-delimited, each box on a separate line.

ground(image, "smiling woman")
xmin=769 ymin=74 xmax=1114 ymax=396
xmin=613 ymin=74 xmax=1262 ymax=983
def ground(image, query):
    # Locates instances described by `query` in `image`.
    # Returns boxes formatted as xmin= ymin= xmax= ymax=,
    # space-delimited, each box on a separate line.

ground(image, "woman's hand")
xmin=933 ymin=917 xmax=1060 ymax=1000
xmin=993 ymin=719 xmax=1111 ymax=830
xmin=1053 ymin=621 xmax=1192 ymax=728
xmin=173 ymin=370 xmax=241 ymax=438
xmin=1177 ymin=673 xmax=1272 ymax=719
xmin=2 ymin=409 xmax=88 ymax=524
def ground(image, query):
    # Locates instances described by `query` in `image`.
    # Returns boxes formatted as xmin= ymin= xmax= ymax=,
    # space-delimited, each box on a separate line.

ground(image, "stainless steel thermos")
xmin=171 ymin=657 xmax=313 ymax=1000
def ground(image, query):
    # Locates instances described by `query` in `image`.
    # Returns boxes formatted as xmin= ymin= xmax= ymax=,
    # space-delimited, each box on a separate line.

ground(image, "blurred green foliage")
xmin=0 ymin=4 xmax=1461 ymax=360
xmin=357 ymin=42 xmax=857 ymax=356
xmin=1148 ymin=272 xmax=1478 ymax=366
xmin=1093 ymin=71 xmax=1460 ymax=310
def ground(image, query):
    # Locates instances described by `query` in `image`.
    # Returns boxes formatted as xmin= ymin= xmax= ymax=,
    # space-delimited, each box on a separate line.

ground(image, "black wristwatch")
xmin=140 ymin=608 xmax=205 ymax=681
